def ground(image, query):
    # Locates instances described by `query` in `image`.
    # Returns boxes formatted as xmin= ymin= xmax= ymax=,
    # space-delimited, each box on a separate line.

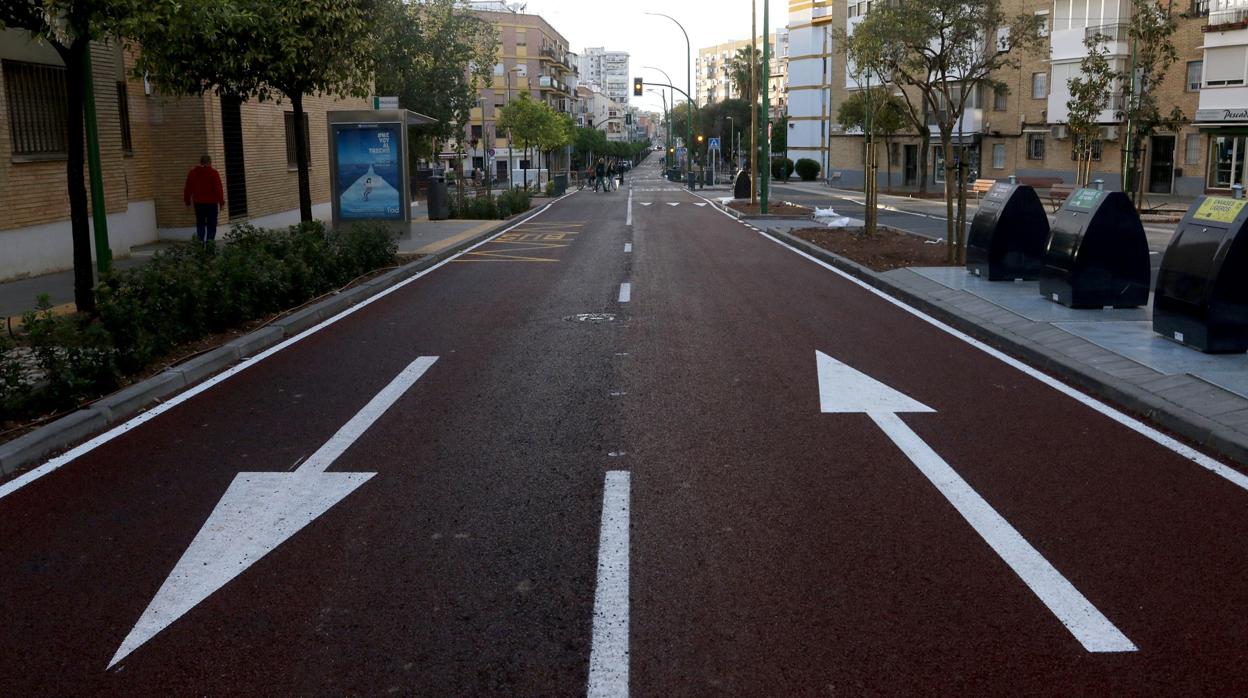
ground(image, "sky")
xmin=509 ymin=0 xmax=790 ymax=114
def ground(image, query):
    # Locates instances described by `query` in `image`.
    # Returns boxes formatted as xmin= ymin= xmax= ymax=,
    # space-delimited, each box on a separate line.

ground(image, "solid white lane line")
xmin=624 ymin=243 xmax=633 ymax=253
xmin=695 ymin=194 xmax=1248 ymax=494
xmin=0 ymin=199 xmax=568 ymax=503
xmin=618 ymin=283 xmax=632 ymax=303
xmin=587 ymin=470 xmax=630 ymax=698
xmin=872 ymin=411 xmax=1136 ymax=653
xmin=300 ymin=356 xmax=438 ymax=473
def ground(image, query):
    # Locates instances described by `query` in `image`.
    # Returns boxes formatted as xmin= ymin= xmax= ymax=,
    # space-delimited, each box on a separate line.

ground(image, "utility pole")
xmin=750 ymin=0 xmax=758 ymax=205
xmin=761 ymin=0 xmax=771 ymax=215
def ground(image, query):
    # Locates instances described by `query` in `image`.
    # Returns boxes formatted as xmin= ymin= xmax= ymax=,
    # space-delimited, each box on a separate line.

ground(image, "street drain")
xmin=565 ymin=313 xmax=617 ymax=323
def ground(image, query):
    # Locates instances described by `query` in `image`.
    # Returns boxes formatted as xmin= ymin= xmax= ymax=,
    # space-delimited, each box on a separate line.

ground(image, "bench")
xmin=1046 ymin=183 xmax=1077 ymax=212
xmin=829 ymin=171 xmax=843 ymax=184
xmin=971 ymin=178 xmax=996 ymax=198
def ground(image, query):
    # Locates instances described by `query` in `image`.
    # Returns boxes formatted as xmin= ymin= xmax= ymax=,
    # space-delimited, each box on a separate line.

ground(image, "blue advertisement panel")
xmin=334 ymin=123 xmax=403 ymax=221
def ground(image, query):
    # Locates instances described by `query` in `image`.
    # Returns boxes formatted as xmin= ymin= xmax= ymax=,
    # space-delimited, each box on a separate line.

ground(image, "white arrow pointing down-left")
xmin=109 ymin=356 xmax=439 ymax=669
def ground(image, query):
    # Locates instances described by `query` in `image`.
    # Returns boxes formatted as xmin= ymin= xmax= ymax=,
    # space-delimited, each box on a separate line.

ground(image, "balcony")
xmin=539 ymin=47 xmax=573 ymax=70
xmin=1084 ymin=23 xmax=1130 ymax=42
xmin=538 ymin=75 xmax=571 ymax=95
xmin=1208 ymin=0 xmax=1248 ymax=28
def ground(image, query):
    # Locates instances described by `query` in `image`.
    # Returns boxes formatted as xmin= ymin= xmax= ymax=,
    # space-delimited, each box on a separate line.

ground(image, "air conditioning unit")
xmin=1100 ymin=125 xmax=1120 ymax=141
xmin=1050 ymin=124 xmax=1069 ymax=140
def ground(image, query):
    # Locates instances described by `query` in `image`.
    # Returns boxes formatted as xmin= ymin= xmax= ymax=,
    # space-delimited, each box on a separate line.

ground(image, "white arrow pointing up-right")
xmin=816 ymin=351 xmax=1136 ymax=653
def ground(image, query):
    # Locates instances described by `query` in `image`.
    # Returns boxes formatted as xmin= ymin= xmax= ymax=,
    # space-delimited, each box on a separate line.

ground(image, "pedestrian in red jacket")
xmin=183 ymin=155 xmax=226 ymax=243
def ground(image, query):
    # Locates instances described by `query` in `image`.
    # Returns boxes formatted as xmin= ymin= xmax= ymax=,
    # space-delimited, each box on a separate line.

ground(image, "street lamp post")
xmin=645 ymin=12 xmax=694 ymax=189
xmin=726 ymin=116 xmax=735 ymax=171
xmin=761 ymin=0 xmax=771 ymax=214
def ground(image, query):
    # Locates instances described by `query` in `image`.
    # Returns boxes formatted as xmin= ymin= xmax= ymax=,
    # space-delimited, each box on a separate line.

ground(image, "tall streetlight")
xmin=645 ymin=12 xmax=694 ymax=189
xmin=644 ymin=66 xmax=676 ymax=174
xmin=726 ymin=116 xmax=735 ymax=171
xmin=505 ymin=65 xmax=524 ymax=188
xmin=761 ymin=0 xmax=772 ymax=214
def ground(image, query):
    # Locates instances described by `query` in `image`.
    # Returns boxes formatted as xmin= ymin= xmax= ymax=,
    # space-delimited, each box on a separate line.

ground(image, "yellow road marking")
xmin=412 ymin=221 xmax=498 ymax=255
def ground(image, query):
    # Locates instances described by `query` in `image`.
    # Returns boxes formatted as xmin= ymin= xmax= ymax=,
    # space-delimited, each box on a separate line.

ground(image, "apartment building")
xmin=787 ymin=0 xmax=1212 ymax=195
xmin=579 ymin=47 xmax=631 ymax=107
xmin=576 ymin=85 xmax=628 ymax=143
xmin=0 ymin=29 xmax=368 ymax=281
xmin=464 ymin=6 xmax=577 ymax=181
xmin=696 ymin=31 xmax=790 ymax=113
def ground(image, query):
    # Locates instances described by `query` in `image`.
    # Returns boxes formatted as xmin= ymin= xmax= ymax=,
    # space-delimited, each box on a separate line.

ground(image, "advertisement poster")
xmin=334 ymin=124 xmax=403 ymax=221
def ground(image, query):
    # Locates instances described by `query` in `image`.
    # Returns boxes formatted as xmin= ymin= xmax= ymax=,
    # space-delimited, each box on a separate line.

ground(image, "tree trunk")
xmin=941 ymin=130 xmax=956 ymax=263
xmin=917 ymin=128 xmax=931 ymax=197
xmin=291 ymin=92 xmax=313 ymax=222
xmin=58 ymin=40 xmax=96 ymax=314
xmin=885 ymin=140 xmax=893 ymax=191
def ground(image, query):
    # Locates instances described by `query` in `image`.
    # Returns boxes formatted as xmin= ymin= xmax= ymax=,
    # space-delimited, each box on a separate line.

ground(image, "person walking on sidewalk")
xmin=183 ymin=155 xmax=225 ymax=243
xmin=595 ymin=158 xmax=607 ymax=193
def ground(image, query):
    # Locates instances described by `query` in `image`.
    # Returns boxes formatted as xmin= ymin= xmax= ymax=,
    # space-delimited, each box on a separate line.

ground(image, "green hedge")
xmin=0 ymin=221 xmax=396 ymax=423
xmin=795 ymin=158 xmax=821 ymax=181
xmin=771 ymin=157 xmax=795 ymax=181
xmin=448 ymin=189 xmax=532 ymax=220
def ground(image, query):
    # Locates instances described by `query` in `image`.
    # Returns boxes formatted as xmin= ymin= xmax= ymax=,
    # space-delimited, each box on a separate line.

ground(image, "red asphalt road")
xmin=2 ymin=159 xmax=1248 ymax=695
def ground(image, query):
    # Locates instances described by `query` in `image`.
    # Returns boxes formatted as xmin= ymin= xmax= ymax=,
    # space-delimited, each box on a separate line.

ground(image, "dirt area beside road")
xmin=791 ymin=226 xmax=958 ymax=273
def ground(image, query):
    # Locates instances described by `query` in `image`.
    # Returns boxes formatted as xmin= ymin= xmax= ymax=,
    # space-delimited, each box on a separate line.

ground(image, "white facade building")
xmin=578 ymin=47 xmax=631 ymax=107
xmin=785 ymin=1 xmax=837 ymax=176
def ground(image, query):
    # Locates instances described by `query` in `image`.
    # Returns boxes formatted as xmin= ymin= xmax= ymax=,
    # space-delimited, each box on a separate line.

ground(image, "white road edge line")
xmin=872 ymin=411 xmax=1136 ymax=652
xmin=624 ymin=243 xmax=633 ymax=253
xmin=618 ymin=283 xmax=632 ymax=303
xmin=0 ymin=198 xmax=569 ymax=503
xmin=626 ymin=188 xmax=633 ymax=226
xmin=587 ymin=470 xmax=630 ymax=698
xmin=695 ymin=192 xmax=1248 ymax=493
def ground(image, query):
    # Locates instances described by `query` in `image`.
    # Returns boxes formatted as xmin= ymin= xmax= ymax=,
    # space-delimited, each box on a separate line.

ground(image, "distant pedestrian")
xmin=183 ymin=155 xmax=225 ymax=243
xmin=595 ymin=158 xmax=607 ymax=193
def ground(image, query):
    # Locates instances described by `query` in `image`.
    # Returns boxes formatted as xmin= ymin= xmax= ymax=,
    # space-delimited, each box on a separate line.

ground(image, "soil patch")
xmin=791 ymin=226 xmax=958 ymax=273
xmin=728 ymin=201 xmax=813 ymax=217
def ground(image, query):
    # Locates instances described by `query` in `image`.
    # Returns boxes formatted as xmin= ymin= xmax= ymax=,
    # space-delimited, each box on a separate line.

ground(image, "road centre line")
xmin=618 ymin=283 xmax=632 ymax=303
xmin=626 ymin=188 xmax=633 ymax=227
xmin=587 ymin=470 xmax=630 ymax=698
xmin=0 ymin=196 xmax=572 ymax=503
xmin=624 ymin=243 xmax=632 ymax=253
xmin=696 ymin=193 xmax=1248 ymax=493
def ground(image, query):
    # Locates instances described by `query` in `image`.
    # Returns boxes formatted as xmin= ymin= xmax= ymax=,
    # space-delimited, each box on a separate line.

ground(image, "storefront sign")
xmin=1196 ymin=109 xmax=1248 ymax=123
xmin=1193 ymin=196 xmax=1248 ymax=224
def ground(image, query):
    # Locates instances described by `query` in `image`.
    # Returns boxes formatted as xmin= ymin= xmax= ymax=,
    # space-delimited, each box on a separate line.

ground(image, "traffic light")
xmin=633 ymin=77 xmax=644 ymax=97
xmin=696 ymin=135 xmax=704 ymax=144
xmin=625 ymin=113 xmax=633 ymax=125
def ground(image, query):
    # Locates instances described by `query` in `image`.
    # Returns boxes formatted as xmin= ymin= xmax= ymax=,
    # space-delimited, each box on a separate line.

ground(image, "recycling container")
xmin=734 ymin=170 xmax=751 ymax=199
xmin=966 ymin=182 xmax=1050 ymax=280
xmin=1038 ymin=188 xmax=1150 ymax=308
xmin=553 ymin=174 xmax=568 ymax=196
xmin=427 ymin=169 xmax=449 ymax=221
xmin=1153 ymin=196 xmax=1248 ymax=353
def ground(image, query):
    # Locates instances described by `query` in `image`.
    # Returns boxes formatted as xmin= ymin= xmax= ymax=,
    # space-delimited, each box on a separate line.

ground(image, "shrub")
xmin=0 ymin=331 xmax=33 ymax=421
xmin=771 ymin=157 xmax=795 ymax=181
xmin=544 ymin=180 xmax=556 ymax=197
xmin=795 ymin=158 xmax=822 ymax=182
xmin=497 ymin=188 xmax=531 ymax=218
xmin=21 ymin=296 xmax=119 ymax=412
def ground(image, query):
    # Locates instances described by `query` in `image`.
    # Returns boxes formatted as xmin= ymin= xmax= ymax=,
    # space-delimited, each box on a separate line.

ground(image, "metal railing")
xmin=1085 ymin=23 xmax=1130 ymax=42
xmin=1210 ymin=0 xmax=1248 ymax=25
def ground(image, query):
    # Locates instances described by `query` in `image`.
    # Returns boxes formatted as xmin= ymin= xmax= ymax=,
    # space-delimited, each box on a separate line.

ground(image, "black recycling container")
xmin=966 ymin=182 xmax=1050 ymax=280
xmin=1038 ymin=188 xmax=1150 ymax=308
xmin=1153 ymin=195 xmax=1248 ymax=353
xmin=734 ymin=170 xmax=751 ymax=199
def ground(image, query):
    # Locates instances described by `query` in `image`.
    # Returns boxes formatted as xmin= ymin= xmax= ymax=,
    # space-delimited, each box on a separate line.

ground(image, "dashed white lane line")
xmin=624 ymin=243 xmax=633 ymax=253
xmin=626 ymin=188 xmax=633 ymax=226
xmin=618 ymin=283 xmax=632 ymax=303
xmin=587 ymin=470 xmax=630 ymax=698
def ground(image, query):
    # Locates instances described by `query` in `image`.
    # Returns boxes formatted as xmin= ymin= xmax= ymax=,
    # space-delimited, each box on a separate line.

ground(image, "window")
xmin=996 ymin=27 xmax=1010 ymax=53
xmin=1187 ymin=61 xmax=1203 ymax=91
xmin=1071 ymin=139 xmax=1102 ymax=161
xmin=471 ymin=124 xmax=483 ymax=140
xmin=1031 ymin=72 xmax=1047 ymax=99
xmin=1036 ymin=11 xmax=1050 ymax=38
xmin=992 ymin=143 xmax=1006 ymax=169
xmin=1209 ymin=135 xmax=1248 ymax=188
xmin=1204 ymin=46 xmax=1247 ymax=86
xmin=993 ymin=87 xmax=1008 ymax=112
xmin=284 ymin=111 xmax=310 ymax=170
xmin=116 ymin=82 xmax=133 ymax=154
xmin=1027 ymin=133 xmax=1045 ymax=160
xmin=2 ymin=59 xmax=69 ymax=158
xmin=494 ymin=63 xmax=504 ymax=76
xmin=1186 ymin=133 xmax=1202 ymax=165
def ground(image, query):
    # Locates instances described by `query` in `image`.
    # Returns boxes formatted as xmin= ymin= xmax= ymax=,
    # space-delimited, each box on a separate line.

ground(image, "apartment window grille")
xmin=1190 ymin=0 xmax=1209 ymax=17
xmin=3 ymin=59 xmax=68 ymax=158
xmin=116 ymin=81 xmax=133 ymax=154
xmin=1187 ymin=61 xmax=1203 ymax=91
xmin=1070 ymin=139 xmax=1102 ymax=161
xmin=284 ymin=111 xmax=310 ymax=170
xmin=993 ymin=87 xmax=1008 ymax=112
xmin=1031 ymin=72 xmax=1047 ymax=99
xmin=992 ymin=143 xmax=1006 ymax=169
xmin=1186 ymin=133 xmax=1202 ymax=165
xmin=1027 ymin=133 xmax=1045 ymax=160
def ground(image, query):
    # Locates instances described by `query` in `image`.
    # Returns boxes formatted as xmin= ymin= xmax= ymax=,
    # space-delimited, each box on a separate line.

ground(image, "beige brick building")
xmin=787 ymin=0 xmax=1210 ymax=197
xmin=0 ymin=29 xmax=368 ymax=281
xmin=696 ymin=31 xmax=790 ymax=117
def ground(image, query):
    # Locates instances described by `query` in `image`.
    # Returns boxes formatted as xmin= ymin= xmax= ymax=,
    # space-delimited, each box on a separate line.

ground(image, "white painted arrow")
xmin=815 ymin=351 xmax=1135 ymax=653
xmin=666 ymin=203 xmax=680 ymax=207
xmin=693 ymin=202 xmax=708 ymax=207
xmin=109 ymin=356 xmax=439 ymax=669
xmin=639 ymin=202 xmax=652 ymax=207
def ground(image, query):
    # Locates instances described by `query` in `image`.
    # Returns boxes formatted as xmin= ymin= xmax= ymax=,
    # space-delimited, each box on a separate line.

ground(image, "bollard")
xmin=1234 ymin=183 xmax=1244 ymax=200
xmin=1008 ymin=175 xmax=1017 ymax=184
xmin=1094 ymin=179 xmax=1105 ymax=191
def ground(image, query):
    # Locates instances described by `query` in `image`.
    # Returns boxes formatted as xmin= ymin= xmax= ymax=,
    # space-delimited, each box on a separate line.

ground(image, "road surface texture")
xmin=1 ymin=157 xmax=1246 ymax=695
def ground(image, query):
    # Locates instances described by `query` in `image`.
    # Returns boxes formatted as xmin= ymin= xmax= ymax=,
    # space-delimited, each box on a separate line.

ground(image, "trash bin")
xmin=427 ymin=168 xmax=449 ymax=221
xmin=667 ymin=168 xmax=682 ymax=183
xmin=1038 ymin=188 xmax=1150 ymax=308
xmin=686 ymin=171 xmax=696 ymax=189
xmin=553 ymin=174 xmax=568 ymax=196
xmin=734 ymin=170 xmax=751 ymax=199
xmin=1153 ymin=196 xmax=1248 ymax=353
xmin=966 ymin=182 xmax=1049 ymax=281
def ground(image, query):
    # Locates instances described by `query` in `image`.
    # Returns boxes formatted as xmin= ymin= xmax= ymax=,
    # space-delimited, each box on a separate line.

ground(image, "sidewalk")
xmin=767 ymin=228 xmax=1248 ymax=465
xmin=0 ymin=214 xmax=521 ymax=321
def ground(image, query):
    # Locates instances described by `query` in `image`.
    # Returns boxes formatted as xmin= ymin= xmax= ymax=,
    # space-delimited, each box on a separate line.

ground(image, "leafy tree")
xmin=728 ymin=45 xmax=763 ymax=102
xmin=497 ymin=93 xmax=552 ymax=190
xmin=374 ymin=0 xmax=497 ymax=164
xmin=1119 ymin=0 xmax=1184 ymax=203
xmin=837 ymin=87 xmax=908 ymax=189
xmin=536 ymin=112 xmax=575 ymax=187
xmin=845 ymin=0 xmax=1044 ymax=262
xmin=771 ymin=115 xmax=789 ymax=156
xmin=574 ymin=126 xmax=608 ymax=168
xmin=1066 ymin=31 xmax=1115 ymax=187
xmin=132 ymin=0 xmax=383 ymax=223
xmin=0 ymin=0 xmax=150 ymax=312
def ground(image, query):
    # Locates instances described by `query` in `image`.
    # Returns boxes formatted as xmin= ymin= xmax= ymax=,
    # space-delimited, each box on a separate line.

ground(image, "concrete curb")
xmin=761 ymin=226 xmax=1248 ymax=467
xmin=0 ymin=207 xmax=547 ymax=479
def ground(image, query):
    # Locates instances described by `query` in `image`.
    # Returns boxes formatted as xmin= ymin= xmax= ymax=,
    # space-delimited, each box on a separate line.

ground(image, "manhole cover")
xmin=565 ymin=313 xmax=617 ymax=323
